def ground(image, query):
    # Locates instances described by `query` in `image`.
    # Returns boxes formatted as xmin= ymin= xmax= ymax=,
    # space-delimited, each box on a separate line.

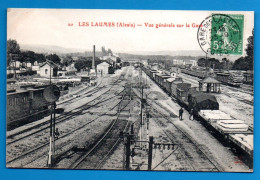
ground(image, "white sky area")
xmin=7 ymin=9 xmax=254 ymax=54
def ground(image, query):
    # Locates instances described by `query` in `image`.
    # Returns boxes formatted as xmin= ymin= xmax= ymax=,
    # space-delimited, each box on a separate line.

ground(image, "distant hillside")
xmin=118 ymin=52 xmax=241 ymax=62
xmin=20 ymin=44 xmax=241 ymax=62
xmin=118 ymin=53 xmax=204 ymax=62
xmin=118 ymin=50 xmax=205 ymax=57
xmin=20 ymin=44 xmax=86 ymax=54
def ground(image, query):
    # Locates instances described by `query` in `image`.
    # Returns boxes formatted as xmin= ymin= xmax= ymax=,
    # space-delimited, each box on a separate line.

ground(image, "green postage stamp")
xmin=211 ymin=14 xmax=244 ymax=55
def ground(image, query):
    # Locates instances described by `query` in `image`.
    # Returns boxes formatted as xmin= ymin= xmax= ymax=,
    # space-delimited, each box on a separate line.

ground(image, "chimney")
xmin=92 ymin=45 xmax=95 ymax=69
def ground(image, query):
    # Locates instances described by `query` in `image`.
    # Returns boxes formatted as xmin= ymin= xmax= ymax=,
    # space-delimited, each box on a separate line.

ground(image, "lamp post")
xmin=145 ymin=105 xmax=151 ymax=142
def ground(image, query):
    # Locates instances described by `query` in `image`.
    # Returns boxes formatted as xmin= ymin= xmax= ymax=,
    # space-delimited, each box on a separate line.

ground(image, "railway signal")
xmin=121 ymin=134 xmax=177 ymax=170
xmin=43 ymin=85 xmax=60 ymax=167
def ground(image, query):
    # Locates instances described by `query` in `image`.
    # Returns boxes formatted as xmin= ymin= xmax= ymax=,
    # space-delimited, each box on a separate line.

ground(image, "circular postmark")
xmin=197 ymin=14 xmax=243 ymax=55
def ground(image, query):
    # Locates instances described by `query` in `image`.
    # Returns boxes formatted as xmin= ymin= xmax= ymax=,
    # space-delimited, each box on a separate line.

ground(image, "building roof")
xmin=199 ymin=76 xmax=220 ymax=84
xmin=97 ymin=61 xmax=110 ymax=66
xmin=40 ymin=61 xmax=59 ymax=68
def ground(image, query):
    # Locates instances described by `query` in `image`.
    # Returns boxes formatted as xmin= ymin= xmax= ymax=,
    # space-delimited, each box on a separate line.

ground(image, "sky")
xmin=7 ymin=9 xmax=254 ymax=55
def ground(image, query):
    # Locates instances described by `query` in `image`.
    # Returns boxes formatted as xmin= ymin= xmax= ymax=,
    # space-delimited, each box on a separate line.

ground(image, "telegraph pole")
xmin=125 ymin=135 xmax=131 ymax=170
xmin=148 ymin=136 xmax=153 ymax=170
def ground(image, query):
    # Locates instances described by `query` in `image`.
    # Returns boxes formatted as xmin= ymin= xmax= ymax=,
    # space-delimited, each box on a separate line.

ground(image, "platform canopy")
xmin=199 ymin=76 xmax=221 ymax=93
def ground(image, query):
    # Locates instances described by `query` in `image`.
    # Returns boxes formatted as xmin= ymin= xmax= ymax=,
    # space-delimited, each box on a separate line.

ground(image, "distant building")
xmin=39 ymin=61 xmax=58 ymax=77
xmin=65 ymin=62 xmax=76 ymax=71
xmin=102 ymin=53 xmax=117 ymax=63
xmin=32 ymin=65 xmax=40 ymax=72
xmin=34 ymin=61 xmax=39 ymax=66
xmin=185 ymin=60 xmax=197 ymax=67
xmin=57 ymin=70 xmax=67 ymax=76
xmin=173 ymin=59 xmax=197 ymax=67
xmin=97 ymin=61 xmax=110 ymax=75
xmin=72 ymin=57 xmax=79 ymax=61
xmin=26 ymin=62 xmax=32 ymax=69
xmin=173 ymin=59 xmax=185 ymax=66
xmin=151 ymin=64 xmax=159 ymax=70
xmin=9 ymin=61 xmax=21 ymax=69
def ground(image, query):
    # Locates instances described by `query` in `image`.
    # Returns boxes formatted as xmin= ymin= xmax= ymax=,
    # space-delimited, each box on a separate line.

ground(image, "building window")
xmin=45 ymin=69 xmax=48 ymax=74
xmin=9 ymin=99 xmax=12 ymax=106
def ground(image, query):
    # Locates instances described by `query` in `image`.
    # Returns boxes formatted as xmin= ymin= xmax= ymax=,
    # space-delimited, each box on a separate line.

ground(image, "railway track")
xmin=6 ymin=68 xmax=133 ymax=168
xmin=180 ymin=72 xmax=254 ymax=95
xmin=179 ymin=73 xmax=254 ymax=106
xmin=7 ymin=88 xmax=123 ymax=145
xmin=6 ymin=88 xmax=127 ymax=167
xmin=7 ymin=76 xmax=111 ymax=131
xmin=7 ymin=72 xmax=126 ymax=140
xmin=7 ymin=70 xmax=129 ymax=131
xmin=69 ymin=87 xmax=131 ymax=169
xmin=149 ymin=101 xmax=222 ymax=171
xmin=131 ymin=85 xmax=222 ymax=171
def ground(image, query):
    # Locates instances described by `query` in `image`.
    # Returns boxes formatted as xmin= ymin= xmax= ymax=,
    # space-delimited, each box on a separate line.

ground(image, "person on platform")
xmin=179 ymin=107 xmax=184 ymax=120
xmin=189 ymin=108 xmax=194 ymax=120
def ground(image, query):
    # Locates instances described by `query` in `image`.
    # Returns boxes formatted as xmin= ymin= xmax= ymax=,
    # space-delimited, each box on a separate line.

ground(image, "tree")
xmin=197 ymin=58 xmax=206 ymax=67
xmin=208 ymin=58 xmax=220 ymax=69
xmin=63 ymin=55 xmax=73 ymax=66
xmin=7 ymin=39 xmax=21 ymax=65
xmin=74 ymin=56 xmax=102 ymax=72
xmin=197 ymin=57 xmax=220 ymax=69
xmin=244 ymin=29 xmax=254 ymax=70
xmin=20 ymin=51 xmax=35 ymax=63
xmin=232 ymin=57 xmax=247 ymax=70
xmin=232 ymin=29 xmax=254 ymax=70
xmin=74 ymin=59 xmax=87 ymax=72
xmin=220 ymin=58 xmax=232 ymax=70
xmin=246 ymin=29 xmax=254 ymax=61
xmin=46 ymin=54 xmax=61 ymax=64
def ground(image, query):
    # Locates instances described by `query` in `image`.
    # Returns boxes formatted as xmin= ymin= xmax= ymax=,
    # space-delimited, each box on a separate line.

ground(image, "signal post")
xmin=43 ymin=85 xmax=60 ymax=168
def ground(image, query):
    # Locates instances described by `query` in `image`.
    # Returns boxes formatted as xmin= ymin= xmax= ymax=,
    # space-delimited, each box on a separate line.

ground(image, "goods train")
xmin=143 ymin=67 xmax=219 ymax=114
xmin=181 ymin=67 xmax=244 ymax=87
xmin=243 ymin=70 xmax=254 ymax=85
xmin=142 ymin=66 xmax=253 ymax=166
xmin=215 ymin=71 xmax=244 ymax=87
xmin=7 ymin=87 xmax=51 ymax=129
xmin=7 ymin=82 xmax=73 ymax=129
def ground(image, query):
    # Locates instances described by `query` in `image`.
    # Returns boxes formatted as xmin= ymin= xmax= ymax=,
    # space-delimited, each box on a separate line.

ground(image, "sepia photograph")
xmin=6 ymin=9 xmax=254 ymax=172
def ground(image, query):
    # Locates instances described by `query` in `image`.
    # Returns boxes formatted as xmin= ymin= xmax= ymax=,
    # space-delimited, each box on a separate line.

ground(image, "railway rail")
xmin=6 ymin=88 xmax=126 ymax=167
xmin=7 ymin=72 xmax=126 ymax=140
xmin=70 ymin=92 xmax=131 ymax=169
xmin=132 ymin=87 xmax=222 ymax=171
xmin=7 ymin=67 xmax=133 ymax=168
xmin=179 ymin=73 xmax=254 ymax=106
xmin=7 ymin=70 xmax=127 ymax=131
xmin=149 ymin=101 xmax=222 ymax=171
xmin=7 ymin=87 xmax=123 ymax=146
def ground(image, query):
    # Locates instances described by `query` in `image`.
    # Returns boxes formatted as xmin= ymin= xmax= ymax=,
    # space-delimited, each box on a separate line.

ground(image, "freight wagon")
xmin=141 ymin=66 xmax=253 ymax=166
xmin=7 ymin=88 xmax=50 ymax=129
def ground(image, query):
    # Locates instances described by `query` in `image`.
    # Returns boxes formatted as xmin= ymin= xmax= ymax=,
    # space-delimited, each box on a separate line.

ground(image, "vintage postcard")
xmin=6 ymin=9 xmax=254 ymax=172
